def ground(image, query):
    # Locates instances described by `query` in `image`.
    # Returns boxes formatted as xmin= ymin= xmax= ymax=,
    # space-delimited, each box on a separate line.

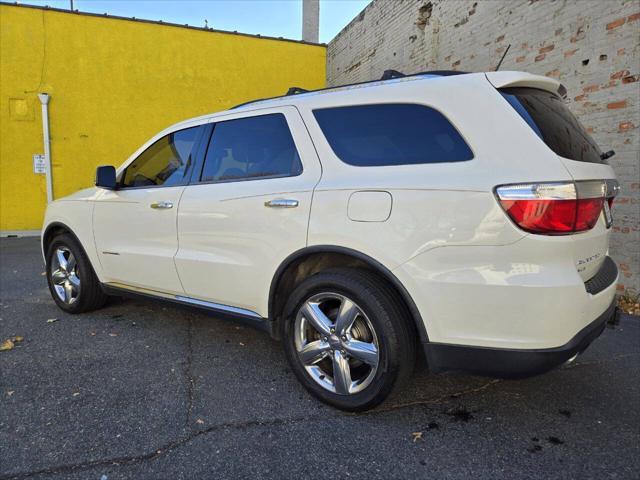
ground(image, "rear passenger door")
xmin=175 ymin=107 xmax=321 ymax=316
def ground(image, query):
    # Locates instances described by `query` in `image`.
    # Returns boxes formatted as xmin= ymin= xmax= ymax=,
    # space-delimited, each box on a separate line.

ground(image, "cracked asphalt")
xmin=1 ymin=237 xmax=639 ymax=479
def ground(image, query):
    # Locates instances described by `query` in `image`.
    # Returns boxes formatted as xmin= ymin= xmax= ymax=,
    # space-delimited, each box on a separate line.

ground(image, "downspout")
xmin=37 ymin=93 xmax=53 ymax=204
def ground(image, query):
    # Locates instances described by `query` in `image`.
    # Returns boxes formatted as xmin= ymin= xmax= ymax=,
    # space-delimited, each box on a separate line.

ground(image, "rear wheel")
xmin=282 ymin=268 xmax=415 ymax=411
xmin=46 ymin=233 xmax=107 ymax=313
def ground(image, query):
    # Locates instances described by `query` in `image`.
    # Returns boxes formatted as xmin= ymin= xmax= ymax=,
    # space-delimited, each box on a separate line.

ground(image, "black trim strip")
xmin=584 ymin=256 xmax=618 ymax=295
xmin=102 ymin=284 xmax=274 ymax=335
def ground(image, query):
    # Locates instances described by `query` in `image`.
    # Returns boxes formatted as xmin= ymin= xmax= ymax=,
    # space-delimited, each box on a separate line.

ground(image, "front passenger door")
xmin=94 ymin=124 xmax=206 ymax=294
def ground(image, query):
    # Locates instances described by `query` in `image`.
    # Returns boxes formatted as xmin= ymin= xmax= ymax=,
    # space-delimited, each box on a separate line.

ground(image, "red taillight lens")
xmin=575 ymin=197 xmax=605 ymax=231
xmin=500 ymin=199 xmax=576 ymax=233
xmin=496 ymin=181 xmax=618 ymax=235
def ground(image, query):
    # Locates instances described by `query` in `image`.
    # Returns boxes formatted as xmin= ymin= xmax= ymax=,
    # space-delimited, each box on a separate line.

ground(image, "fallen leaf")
xmin=239 ymin=342 xmax=245 ymax=346
xmin=47 ymin=318 xmax=58 ymax=323
xmin=411 ymin=431 xmax=423 ymax=442
xmin=7 ymin=391 xmax=14 ymax=396
xmin=90 ymin=332 xmax=96 ymax=336
xmin=41 ymin=271 xmax=47 ymax=276
xmin=13 ymin=336 xmax=24 ymax=343
xmin=195 ymin=418 xmax=205 ymax=425
xmin=0 ymin=339 xmax=15 ymax=351
xmin=109 ymin=333 xmax=118 ymax=337
xmin=72 ymin=392 xmax=80 ymax=397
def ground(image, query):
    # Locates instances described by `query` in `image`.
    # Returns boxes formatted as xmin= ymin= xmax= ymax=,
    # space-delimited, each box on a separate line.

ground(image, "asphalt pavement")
xmin=1 ymin=237 xmax=639 ymax=479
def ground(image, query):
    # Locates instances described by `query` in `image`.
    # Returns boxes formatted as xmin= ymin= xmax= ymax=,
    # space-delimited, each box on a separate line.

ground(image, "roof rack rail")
xmin=230 ymin=70 xmax=471 ymax=109
xmin=380 ymin=69 xmax=405 ymax=80
xmin=286 ymin=87 xmax=309 ymax=96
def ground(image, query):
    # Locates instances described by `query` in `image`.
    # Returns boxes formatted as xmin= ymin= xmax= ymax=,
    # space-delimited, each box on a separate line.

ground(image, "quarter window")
xmin=121 ymin=126 xmax=202 ymax=188
xmin=200 ymin=113 xmax=302 ymax=183
xmin=313 ymin=104 xmax=473 ymax=167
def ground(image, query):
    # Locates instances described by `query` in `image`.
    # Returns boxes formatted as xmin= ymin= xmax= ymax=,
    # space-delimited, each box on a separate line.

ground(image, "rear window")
xmin=313 ymin=104 xmax=473 ymax=167
xmin=500 ymin=87 xmax=604 ymax=164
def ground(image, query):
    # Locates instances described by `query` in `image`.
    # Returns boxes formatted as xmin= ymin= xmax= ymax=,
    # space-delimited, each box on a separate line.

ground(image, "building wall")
xmin=0 ymin=4 xmax=326 ymax=232
xmin=327 ymin=0 xmax=640 ymax=293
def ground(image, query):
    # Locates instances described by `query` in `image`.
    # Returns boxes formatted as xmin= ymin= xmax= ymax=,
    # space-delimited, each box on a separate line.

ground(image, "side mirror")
xmin=95 ymin=165 xmax=117 ymax=189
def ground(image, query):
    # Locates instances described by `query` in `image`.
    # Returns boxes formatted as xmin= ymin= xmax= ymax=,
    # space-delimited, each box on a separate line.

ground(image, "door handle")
xmin=150 ymin=201 xmax=173 ymax=209
xmin=264 ymin=199 xmax=299 ymax=208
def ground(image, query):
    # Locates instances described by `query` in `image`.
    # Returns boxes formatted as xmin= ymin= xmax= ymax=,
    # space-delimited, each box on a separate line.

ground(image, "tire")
xmin=46 ymin=233 xmax=108 ymax=313
xmin=281 ymin=268 xmax=415 ymax=411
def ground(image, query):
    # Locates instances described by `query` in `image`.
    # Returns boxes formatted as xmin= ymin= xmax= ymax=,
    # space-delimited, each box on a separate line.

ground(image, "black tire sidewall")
xmin=282 ymin=269 xmax=409 ymax=411
xmin=46 ymin=234 xmax=95 ymax=313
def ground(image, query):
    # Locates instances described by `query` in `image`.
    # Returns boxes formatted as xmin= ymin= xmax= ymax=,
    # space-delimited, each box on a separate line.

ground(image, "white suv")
xmin=43 ymin=71 xmax=620 ymax=411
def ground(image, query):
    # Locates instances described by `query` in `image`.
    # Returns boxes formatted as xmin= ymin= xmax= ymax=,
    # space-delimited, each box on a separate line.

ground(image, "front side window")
xmin=200 ymin=113 xmax=302 ymax=183
xmin=313 ymin=103 xmax=473 ymax=167
xmin=121 ymin=126 xmax=202 ymax=188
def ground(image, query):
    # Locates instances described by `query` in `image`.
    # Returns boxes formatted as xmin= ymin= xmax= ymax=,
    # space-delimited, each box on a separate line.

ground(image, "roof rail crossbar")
xmin=380 ymin=69 xmax=405 ymax=80
xmin=286 ymin=87 xmax=309 ymax=96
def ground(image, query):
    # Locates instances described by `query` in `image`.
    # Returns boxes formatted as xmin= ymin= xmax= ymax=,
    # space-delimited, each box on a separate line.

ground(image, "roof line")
xmin=0 ymin=2 xmax=327 ymax=47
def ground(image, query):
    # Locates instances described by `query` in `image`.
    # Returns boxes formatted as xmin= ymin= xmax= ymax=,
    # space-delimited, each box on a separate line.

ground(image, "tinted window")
xmin=313 ymin=104 xmax=473 ymax=167
xmin=500 ymin=87 xmax=604 ymax=164
xmin=122 ymin=126 xmax=201 ymax=188
xmin=200 ymin=114 xmax=302 ymax=182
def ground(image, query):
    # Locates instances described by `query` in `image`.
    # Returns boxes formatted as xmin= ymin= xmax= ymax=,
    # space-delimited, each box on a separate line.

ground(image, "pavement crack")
xmin=371 ymin=379 xmax=503 ymax=414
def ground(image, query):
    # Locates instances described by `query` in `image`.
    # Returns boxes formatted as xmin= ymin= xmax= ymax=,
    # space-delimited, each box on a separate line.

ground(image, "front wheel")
xmin=46 ymin=233 xmax=108 ymax=313
xmin=282 ymin=268 xmax=415 ymax=411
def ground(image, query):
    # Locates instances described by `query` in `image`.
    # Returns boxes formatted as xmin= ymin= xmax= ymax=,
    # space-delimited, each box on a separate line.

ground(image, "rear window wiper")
xmin=600 ymin=150 xmax=615 ymax=160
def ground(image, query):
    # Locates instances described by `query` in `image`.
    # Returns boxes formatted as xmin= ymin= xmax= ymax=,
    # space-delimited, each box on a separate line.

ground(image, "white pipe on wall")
xmin=37 ymin=93 xmax=53 ymax=204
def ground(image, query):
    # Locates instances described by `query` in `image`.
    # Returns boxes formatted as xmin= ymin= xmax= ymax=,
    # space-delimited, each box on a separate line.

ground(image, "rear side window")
xmin=500 ymin=87 xmax=604 ymax=164
xmin=200 ymin=113 xmax=302 ymax=183
xmin=313 ymin=104 xmax=473 ymax=167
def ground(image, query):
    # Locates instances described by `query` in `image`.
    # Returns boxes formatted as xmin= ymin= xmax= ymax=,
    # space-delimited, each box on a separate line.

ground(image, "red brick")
xmin=583 ymin=84 xmax=600 ymax=93
xmin=545 ymin=69 xmax=560 ymax=78
xmin=628 ymin=12 xmax=640 ymax=22
xmin=574 ymin=94 xmax=587 ymax=101
xmin=539 ymin=44 xmax=555 ymax=54
xmin=611 ymin=70 xmax=630 ymax=79
xmin=564 ymin=48 xmax=578 ymax=58
xmin=585 ymin=126 xmax=595 ymax=133
xmin=617 ymin=48 xmax=626 ymax=56
xmin=535 ymin=53 xmax=546 ymax=62
xmin=607 ymin=100 xmax=627 ymax=109
xmin=619 ymin=121 xmax=635 ymax=132
xmin=623 ymin=75 xmax=639 ymax=84
xmin=515 ymin=55 xmax=526 ymax=63
xmin=452 ymin=60 xmax=460 ymax=67
xmin=602 ymin=80 xmax=618 ymax=89
xmin=606 ymin=18 xmax=625 ymax=30
xmin=495 ymin=34 xmax=505 ymax=43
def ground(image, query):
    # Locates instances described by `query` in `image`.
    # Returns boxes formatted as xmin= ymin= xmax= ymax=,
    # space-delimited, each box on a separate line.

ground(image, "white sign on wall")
xmin=33 ymin=154 xmax=46 ymax=174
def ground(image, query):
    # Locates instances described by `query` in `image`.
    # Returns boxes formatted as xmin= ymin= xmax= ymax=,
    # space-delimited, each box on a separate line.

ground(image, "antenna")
xmin=495 ymin=43 xmax=511 ymax=71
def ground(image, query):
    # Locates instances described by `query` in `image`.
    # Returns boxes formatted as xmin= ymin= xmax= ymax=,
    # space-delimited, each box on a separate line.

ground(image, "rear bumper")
xmin=425 ymin=297 xmax=618 ymax=377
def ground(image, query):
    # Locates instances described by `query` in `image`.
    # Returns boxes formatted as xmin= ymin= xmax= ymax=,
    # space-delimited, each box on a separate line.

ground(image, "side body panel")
xmin=93 ymin=186 xmax=186 ymax=293
xmin=175 ymin=107 xmax=322 ymax=316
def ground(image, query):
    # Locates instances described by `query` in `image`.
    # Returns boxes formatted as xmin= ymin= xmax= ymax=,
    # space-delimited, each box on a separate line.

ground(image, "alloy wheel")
xmin=50 ymin=246 xmax=81 ymax=305
xmin=294 ymin=292 xmax=380 ymax=395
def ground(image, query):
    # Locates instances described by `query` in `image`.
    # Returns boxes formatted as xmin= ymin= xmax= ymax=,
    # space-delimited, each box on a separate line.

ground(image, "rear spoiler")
xmin=485 ymin=71 xmax=567 ymax=98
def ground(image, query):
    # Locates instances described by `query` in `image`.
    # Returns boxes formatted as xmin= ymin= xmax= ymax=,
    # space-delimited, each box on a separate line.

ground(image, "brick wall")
xmin=327 ymin=0 xmax=640 ymax=294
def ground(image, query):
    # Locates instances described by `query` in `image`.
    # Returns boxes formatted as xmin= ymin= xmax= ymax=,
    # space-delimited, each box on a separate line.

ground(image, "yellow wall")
xmin=0 ymin=4 xmax=326 ymax=231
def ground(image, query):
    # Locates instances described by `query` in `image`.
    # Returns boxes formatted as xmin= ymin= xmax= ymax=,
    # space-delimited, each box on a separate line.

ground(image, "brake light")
xmin=496 ymin=180 xmax=618 ymax=235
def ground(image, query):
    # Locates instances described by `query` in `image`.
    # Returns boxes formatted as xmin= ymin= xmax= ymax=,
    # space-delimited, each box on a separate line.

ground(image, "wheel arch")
xmin=268 ymin=245 xmax=429 ymax=346
xmin=42 ymin=222 xmax=94 ymax=271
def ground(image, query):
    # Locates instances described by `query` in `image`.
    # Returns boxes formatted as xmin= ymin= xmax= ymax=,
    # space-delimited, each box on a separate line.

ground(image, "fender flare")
xmin=268 ymin=245 xmax=430 ymax=344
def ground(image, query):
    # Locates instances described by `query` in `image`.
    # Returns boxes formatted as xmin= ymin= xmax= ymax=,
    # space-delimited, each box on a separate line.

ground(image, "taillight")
xmin=496 ymin=180 xmax=619 ymax=235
